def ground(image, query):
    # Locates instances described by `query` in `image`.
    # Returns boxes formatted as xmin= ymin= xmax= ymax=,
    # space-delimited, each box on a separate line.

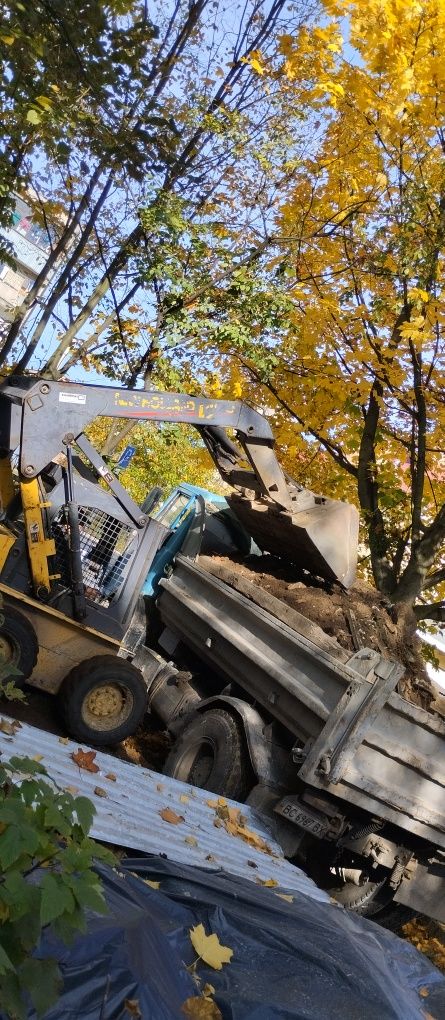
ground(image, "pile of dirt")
xmin=205 ymin=554 xmax=444 ymax=714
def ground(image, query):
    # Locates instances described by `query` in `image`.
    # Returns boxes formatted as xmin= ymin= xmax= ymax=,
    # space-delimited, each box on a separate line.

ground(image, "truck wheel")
xmin=326 ymin=877 xmax=415 ymax=932
xmin=0 ymin=606 xmax=38 ymax=685
xmin=164 ymin=708 xmax=252 ymax=799
xmin=58 ymin=655 xmax=147 ymax=746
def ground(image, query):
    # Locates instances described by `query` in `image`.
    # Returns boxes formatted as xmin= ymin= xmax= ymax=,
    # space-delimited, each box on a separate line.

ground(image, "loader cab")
xmin=142 ymin=482 xmax=259 ymax=598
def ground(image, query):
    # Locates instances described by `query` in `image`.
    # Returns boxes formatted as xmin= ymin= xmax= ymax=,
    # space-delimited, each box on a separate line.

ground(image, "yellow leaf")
xmin=257 ymin=878 xmax=278 ymax=887
xmin=185 ymin=835 xmax=198 ymax=847
xmin=180 ymin=794 xmax=189 ymax=804
xmin=181 ymin=997 xmax=222 ymax=1019
xmin=250 ymin=57 xmax=265 ymax=76
xmin=143 ymin=879 xmax=160 ymax=889
xmin=159 ymin=807 xmax=184 ymax=825
xmin=59 ymin=736 xmax=69 ymax=745
xmin=32 ymin=754 xmax=43 ymax=762
xmin=0 ymin=35 xmax=15 ymax=45
xmin=189 ymin=924 xmax=233 ymax=970
xmin=276 ymin=893 xmax=294 ymax=903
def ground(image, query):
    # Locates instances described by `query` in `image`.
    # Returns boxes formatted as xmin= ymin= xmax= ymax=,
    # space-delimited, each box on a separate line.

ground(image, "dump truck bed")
xmin=158 ymin=554 xmax=445 ymax=849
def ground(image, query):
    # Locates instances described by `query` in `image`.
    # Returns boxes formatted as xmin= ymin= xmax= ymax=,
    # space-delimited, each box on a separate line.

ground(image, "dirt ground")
xmin=206 ymin=553 xmax=445 ymax=716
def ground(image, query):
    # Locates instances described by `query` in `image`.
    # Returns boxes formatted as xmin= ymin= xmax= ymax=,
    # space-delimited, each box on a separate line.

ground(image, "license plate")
xmin=274 ymin=797 xmax=329 ymax=838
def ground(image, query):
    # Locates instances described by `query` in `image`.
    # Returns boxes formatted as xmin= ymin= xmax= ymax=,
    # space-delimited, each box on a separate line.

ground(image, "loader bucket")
xmin=227 ymin=492 xmax=359 ymax=588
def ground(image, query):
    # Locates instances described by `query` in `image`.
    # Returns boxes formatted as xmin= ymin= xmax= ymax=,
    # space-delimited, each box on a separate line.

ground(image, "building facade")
xmin=0 ymin=195 xmax=54 ymax=323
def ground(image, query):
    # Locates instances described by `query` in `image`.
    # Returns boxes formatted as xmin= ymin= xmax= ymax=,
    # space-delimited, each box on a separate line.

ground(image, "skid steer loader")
xmin=0 ymin=376 xmax=359 ymax=744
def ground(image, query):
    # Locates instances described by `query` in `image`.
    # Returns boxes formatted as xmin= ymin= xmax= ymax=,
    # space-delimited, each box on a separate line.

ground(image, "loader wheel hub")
xmin=86 ymin=684 xmax=125 ymax=718
xmin=0 ymin=635 xmax=17 ymax=664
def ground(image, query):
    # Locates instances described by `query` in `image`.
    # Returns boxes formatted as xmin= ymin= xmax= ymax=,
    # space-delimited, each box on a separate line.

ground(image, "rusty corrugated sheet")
xmin=0 ymin=717 xmax=328 ymax=901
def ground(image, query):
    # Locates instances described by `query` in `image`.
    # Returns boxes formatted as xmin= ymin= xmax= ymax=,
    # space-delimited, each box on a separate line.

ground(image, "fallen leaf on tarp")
xmin=181 ymin=997 xmax=222 ymax=1018
xmin=202 ymin=985 xmax=215 ymax=998
xmin=71 ymin=748 xmax=100 ymax=773
xmin=189 ymin=924 xmax=233 ymax=970
xmin=143 ymin=879 xmax=160 ymax=889
xmin=59 ymin=736 xmax=69 ymax=745
xmin=159 ymin=807 xmax=184 ymax=825
xmin=94 ymin=786 xmax=107 ymax=798
xmin=180 ymin=793 xmax=189 ymax=804
xmin=185 ymin=835 xmax=198 ymax=847
xmin=257 ymin=878 xmax=278 ymax=887
xmin=105 ymin=772 xmax=116 ymax=782
xmin=124 ymin=1000 xmax=142 ymax=1017
xmin=276 ymin=893 xmax=294 ymax=903
xmin=419 ymin=988 xmax=430 ymax=998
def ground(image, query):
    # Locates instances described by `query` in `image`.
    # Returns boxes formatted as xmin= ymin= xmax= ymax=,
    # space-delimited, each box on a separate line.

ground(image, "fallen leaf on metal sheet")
xmin=206 ymin=797 xmax=227 ymax=809
xmin=124 ymin=1000 xmax=142 ymax=1017
xmin=276 ymin=893 xmax=294 ymax=903
xmin=185 ymin=835 xmax=198 ymax=847
xmin=94 ymin=786 xmax=107 ymax=798
xmin=159 ymin=807 xmax=184 ymax=825
xmin=205 ymin=854 xmax=216 ymax=862
xmin=0 ymin=719 xmax=16 ymax=735
xmin=59 ymin=736 xmax=69 ymax=745
xmin=156 ymin=783 xmax=164 ymax=792
xmin=180 ymin=794 xmax=189 ymax=804
xmin=65 ymin=785 xmax=78 ymax=795
xmin=181 ymin=996 xmax=222 ymax=1018
xmin=143 ymin=879 xmax=160 ymax=889
xmin=71 ymin=748 xmax=100 ymax=773
xmin=32 ymin=754 xmax=43 ymax=762
xmin=257 ymin=878 xmax=278 ymax=887
xmin=247 ymin=860 xmax=258 ymax=869
xmin=189 ymin=924 xmax=233 ymax=971
xmin=105 ymin=772 xmax=117 ymax=782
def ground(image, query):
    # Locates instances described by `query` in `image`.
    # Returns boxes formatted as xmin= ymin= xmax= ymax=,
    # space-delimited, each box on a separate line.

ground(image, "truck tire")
xmin=0 ymin=606 xmax=38 ymax=686
xmin=327 ymin=878 xmax=415 ymax=932
xmin=58 ymin=655 xmax=147 ymax=746
xmin=164 ymin=707 xmax=252 ymax=799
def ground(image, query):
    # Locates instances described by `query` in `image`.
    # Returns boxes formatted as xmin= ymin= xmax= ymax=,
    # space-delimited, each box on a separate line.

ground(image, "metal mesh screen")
xmin=52 ymin=506 xmax=136 ymax=606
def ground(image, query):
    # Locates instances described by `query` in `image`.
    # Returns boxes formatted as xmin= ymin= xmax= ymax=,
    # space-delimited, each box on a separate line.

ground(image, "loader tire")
xmin=164 ymin=708 xmax=252 ymax=799
xmin=0 ymin=606 xmax=38 ymax=685
xmin=58 ymin=655 xmax=147 ymax=746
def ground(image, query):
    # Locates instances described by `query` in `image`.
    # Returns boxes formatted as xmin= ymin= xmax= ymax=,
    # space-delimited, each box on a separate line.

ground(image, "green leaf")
xmin=35 ymin=95 xmax=53 ymax=111
xmin=0 ymin=971 xmax=25 ymax=1020
xmin=26 ymin=108 xmax=41 ymax=125
xmin=74 ymin=796 xmax=95 ymax=834
xmin=40 ymin=873 xmax=76 ymax=926
xmin=0 ymin=827 xmax=26 ymax=869
xmin=73 ymin=874 xmax=107 ymax=914
xmin=0 ymin=942 xmax=14 ymax=974
xmin=20 ymin=957 xmax=62 ymax=1017
xmin=7 ymin=755 xmax=47 ymax=776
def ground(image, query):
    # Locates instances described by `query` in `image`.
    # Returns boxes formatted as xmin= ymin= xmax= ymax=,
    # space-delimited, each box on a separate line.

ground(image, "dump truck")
xmin=0 ymin=376 xmax=443 ymax=929
xmin=130 ymin=486 xmax=445 ymax=930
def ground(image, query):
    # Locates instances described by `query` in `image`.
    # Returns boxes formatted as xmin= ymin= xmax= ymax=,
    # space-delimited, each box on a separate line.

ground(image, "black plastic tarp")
xmin=13 ymin=857 xmax=445 ymax=1020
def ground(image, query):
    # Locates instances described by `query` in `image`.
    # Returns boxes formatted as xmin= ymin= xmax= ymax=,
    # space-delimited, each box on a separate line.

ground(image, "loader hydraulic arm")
xmin=0 ymin=377 xmax=359 ymax=587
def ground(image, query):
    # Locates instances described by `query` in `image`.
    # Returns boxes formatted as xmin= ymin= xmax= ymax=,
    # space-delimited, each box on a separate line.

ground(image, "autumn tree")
xmin=0 ymin=0 xmax=315 ymax=384
xmin=176 ymin=0 xmax=445 ymax=630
